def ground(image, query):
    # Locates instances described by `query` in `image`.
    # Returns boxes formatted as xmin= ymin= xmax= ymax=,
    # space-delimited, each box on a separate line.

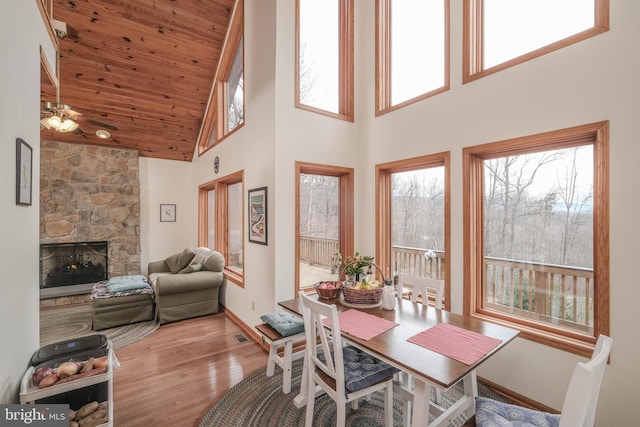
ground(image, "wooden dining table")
xmin=278 ymin=295 xmax=520 ymax=427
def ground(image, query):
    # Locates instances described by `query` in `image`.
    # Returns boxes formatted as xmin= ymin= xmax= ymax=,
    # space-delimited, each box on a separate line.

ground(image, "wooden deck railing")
xmin=299 ymin=237 xmax=593 ymax=328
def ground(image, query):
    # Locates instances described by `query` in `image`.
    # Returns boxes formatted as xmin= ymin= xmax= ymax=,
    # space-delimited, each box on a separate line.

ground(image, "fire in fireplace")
xmin=40 ymin=241 xmax=108 ymax=288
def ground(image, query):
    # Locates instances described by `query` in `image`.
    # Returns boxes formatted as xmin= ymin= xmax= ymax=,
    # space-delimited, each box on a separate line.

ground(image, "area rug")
xmin=199 ymin=358 xmax=508 ymax=427
xmin=40 ymin=303 xmax=159 ymax=351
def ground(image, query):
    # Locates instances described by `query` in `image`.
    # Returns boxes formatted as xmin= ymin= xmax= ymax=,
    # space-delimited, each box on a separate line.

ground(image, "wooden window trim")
xmin=295 ymin=0 xmax=354 ymax=122
xmin=295 ymin=162 xmax=354 ymax=296
xmin=199 ymin=170 xmax=245 ymax=287
xmin=463 ymin=121 xmax=609 ymax=357
xmin=198 ymin=0 xmax=245 ymax=156
xmin=375 ymin=0 xmax=450 ymax=116
xmin=375 ymin=152 xmax=451 ymax=310
xmin=463 ymin=0 xmax=610 ymax=84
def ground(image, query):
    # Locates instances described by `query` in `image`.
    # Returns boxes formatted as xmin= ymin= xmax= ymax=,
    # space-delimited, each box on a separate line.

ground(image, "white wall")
xmin=139 ymin=157 xmax=198 ymax=272
xmin=0 ymin=1 xmax=53 ymax=403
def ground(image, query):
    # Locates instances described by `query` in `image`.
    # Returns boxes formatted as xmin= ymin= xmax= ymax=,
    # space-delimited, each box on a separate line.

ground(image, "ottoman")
xmin=91 ymin=277 xmax=155 ymax=330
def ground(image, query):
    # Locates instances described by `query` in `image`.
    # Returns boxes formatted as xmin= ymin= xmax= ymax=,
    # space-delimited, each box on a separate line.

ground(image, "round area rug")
xmin=199 ymin=358 xmax=503 ymax=427
xmin=40 ymin=303 xmax=159 ymax=351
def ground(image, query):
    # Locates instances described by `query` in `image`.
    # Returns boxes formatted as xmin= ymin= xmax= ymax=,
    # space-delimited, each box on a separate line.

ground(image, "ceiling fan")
xmin=40 ymin=19 xmax=119 ymax=138
xmin=40 ymin=101 xmax=119 ymax=137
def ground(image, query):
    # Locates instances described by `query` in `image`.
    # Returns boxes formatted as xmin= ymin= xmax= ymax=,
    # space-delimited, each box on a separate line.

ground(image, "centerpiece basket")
xmin=340 ymin=260 xmax=387 ymax=305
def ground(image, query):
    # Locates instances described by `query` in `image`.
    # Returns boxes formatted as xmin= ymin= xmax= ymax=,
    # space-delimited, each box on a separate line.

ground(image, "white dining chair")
xmin=298 ymin=291 xmax=399 ymax=427
xmin=475 ymin=334 xmax=613 ymax=427
xmin=395 ymin=274 xmax=445 ymax=426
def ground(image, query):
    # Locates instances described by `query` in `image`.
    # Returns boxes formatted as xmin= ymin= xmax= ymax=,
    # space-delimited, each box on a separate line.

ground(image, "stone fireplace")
xmin=40 ymin=141 xmax=141 ymax=304
xmin=40 ymin=241 xmax=108 ymax=291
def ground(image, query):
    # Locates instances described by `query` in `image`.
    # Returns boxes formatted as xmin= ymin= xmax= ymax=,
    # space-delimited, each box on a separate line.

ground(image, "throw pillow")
xmin=165 ymin=247 xmax=196 ymax=273
xmin=178 ymin=261 xmax=202 ymax=274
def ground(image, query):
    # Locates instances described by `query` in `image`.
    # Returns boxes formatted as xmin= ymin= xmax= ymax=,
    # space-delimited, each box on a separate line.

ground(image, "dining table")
xmin=278 ymin=294 xmax=520 ymax=427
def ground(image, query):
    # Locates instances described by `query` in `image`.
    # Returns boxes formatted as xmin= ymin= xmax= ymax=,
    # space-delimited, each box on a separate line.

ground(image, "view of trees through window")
xmin=226 ymin=38 xmax=244 ymax=133
xmin=391 ymin=168 xmax=445 ymax=279
xmin=483 ymin=145 xmax=594 ymax=329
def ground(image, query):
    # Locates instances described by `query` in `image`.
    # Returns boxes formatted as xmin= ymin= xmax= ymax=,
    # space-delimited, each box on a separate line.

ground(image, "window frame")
xmin=463 ymin=0 xmax=609 ymax=84
xmin=199 ymin=170 xmax=245 ymax=287
xmin=375 ymin=152 xmax=451 ymax=310
xmin=375 ymin=0 xmax=450 ymax=116
xmin=198 ymin=0 xmax=245 ymax=155
xmin=295 ymin=162 xmax=354 ymax=296
xmin=295 ymin=0 xmax=354 ymax=122
xmin=463 ymin=122 xmax=609 ymax=357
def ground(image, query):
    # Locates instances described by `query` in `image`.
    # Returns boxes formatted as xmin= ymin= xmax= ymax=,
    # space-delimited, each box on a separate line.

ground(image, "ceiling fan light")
xmin=47 ymin=115 xmax=62 ymax=129
xmin=58 ymin=118 xmax=79 ymax=132
xmin=96 ymin=129 xmax=111 ymax=139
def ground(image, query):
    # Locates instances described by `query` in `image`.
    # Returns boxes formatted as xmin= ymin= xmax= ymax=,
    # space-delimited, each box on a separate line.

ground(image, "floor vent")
xmin=233 ymin=333 xmax=248 ymax=343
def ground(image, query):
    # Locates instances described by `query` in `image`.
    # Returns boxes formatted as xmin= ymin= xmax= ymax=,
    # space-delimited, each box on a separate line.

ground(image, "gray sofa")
xmin=148 ymin=247 xmax=225 ymax=324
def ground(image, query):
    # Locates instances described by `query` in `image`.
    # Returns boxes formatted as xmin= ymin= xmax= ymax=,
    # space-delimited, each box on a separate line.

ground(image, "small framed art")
xmin=160 ymin=204 xmax=176 ymax=222
xmin=16 ymin=138 xmax=33 ymax=206
xmin=248 ymin=187 xmax=267 ymax=245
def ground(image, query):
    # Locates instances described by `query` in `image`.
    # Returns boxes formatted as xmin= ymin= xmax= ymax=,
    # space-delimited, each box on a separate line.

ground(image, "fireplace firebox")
xmin=40 ymin=241 xmax=108 ymax=289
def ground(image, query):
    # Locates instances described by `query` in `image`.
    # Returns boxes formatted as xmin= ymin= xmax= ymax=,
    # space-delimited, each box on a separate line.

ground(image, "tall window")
xmin=296 ymin=0 xmax=354 ymax=121
xmin=464 ymin=0 xmax=609 ymax=83
xmin=463 ymin=122 xmax=609 ymax=356
xmin=198 ymin=170 xmax=244 ymax=287
xmin=198 ymin=0 xmax=244 ymax=153
xmin=296 ymin=162 xmax=354 ymax=295
xmin=376 ymin=0 xmax=449 ymax=114
xmin=376 ymin=153 xmax=451 ymax=309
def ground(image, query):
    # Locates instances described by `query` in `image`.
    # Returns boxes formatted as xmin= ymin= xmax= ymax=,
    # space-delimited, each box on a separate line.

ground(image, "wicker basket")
xmin=342 ymin=285 xmax=383 ymax=305
xmin=314 ymin=281 xmax=342 ymax=299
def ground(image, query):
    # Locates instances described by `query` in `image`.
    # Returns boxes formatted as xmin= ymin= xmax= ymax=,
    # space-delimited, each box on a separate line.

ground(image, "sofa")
xmin=148 ymin=247 xmax=225 ymax=324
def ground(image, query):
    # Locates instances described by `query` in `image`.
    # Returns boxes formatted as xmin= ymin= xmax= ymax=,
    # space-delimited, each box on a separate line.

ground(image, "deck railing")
xmin=299 ymin=237 xmax=593 ymax=328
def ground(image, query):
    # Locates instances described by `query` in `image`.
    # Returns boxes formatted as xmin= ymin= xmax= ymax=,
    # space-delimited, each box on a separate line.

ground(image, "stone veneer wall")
xmin=40 ymin=142 xmax=141 ymax=287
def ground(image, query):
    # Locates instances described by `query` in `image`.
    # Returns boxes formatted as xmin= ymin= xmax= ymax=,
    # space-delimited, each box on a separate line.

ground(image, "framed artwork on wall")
xmin=248 ymin=187 xmax=267 ymax=245
xmin=16 ymin=138 xmax=33 ymax=206
xmin=160 ymin=204 xmax=176 ymax=222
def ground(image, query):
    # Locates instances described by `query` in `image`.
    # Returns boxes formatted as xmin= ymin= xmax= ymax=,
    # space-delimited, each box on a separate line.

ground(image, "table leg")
xmin=411 ymin=379 xmax=430 ymax=427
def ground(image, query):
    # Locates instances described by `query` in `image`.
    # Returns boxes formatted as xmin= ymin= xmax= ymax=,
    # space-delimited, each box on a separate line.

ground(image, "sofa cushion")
xmin=165 ymin=247 xmax=196 ymax=273
xmin=260 ymin=311 xmax=304 ymax=337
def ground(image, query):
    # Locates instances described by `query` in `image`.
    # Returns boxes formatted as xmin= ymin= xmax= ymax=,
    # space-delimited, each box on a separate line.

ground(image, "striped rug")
xmin=199 ymin=358 xmax=508 ymax=427
xmin=40 ymin=303 xmax=159 ymax=351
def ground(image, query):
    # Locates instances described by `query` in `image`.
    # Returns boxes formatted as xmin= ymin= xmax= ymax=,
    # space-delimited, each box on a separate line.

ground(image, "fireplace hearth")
xmin=40 ymin=242 xmax=108 ymax=291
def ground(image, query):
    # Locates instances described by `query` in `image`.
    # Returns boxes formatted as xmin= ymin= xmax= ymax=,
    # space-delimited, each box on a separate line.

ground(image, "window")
xmin=376 ymin=153 xmax=451 ymax=309
xmin=296 ymin=0 xmax=354 ymax=121
xmin=464 ymin=0 xmax=609 ymax=83
xmin=198 ymin=170 xmax=244 ymax=287
xmin=463 ymin=122 xmax=609 ymax=356
xmin=296 ymin=162 xmax=354 ymax=294
xmin=198 ymin=0 xmax=244 ymax=154
xmin=376 ymin=0 xmax=449 ymax=115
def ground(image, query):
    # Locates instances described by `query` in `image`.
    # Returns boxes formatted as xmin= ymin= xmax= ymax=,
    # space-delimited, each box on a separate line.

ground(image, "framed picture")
xmin=248 ymin=187 xmax=267 ymax=245
xmin=16 ymin=138 xmax=33 ymax=206
xmin=160 ymin=204 xmax=176 ymax=222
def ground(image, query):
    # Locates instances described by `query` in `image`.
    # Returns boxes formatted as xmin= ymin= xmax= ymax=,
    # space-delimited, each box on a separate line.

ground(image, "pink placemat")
xmin=322 ymin=309 xmax=399 ymax=340
xmin=407 ymin=323 xmax=502 ymax=365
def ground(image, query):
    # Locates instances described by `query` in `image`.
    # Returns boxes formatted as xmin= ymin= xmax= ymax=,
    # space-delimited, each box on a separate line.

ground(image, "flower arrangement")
xmin=333 ymin=252 xmax=374 ymax=277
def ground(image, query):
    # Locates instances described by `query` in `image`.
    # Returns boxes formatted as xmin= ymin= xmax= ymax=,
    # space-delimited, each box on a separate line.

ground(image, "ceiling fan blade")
xmin=84 ymin=117 xmax=119 ymax=131
xmin=72 ymin=127 xmax=85 ymax=135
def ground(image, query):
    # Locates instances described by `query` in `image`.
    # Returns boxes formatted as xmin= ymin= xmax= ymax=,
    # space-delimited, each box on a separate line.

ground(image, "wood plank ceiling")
xmin=40 ymin=0 xmax=235 ymax=161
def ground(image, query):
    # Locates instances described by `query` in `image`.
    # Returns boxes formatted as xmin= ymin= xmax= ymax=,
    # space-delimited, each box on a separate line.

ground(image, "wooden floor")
xmin=112 ymin=312 xmax=267 ymax=427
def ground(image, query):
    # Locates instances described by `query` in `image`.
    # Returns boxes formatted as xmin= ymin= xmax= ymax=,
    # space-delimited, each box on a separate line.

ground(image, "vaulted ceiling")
xmin=40 ymin=0 xmax=235 ymax=161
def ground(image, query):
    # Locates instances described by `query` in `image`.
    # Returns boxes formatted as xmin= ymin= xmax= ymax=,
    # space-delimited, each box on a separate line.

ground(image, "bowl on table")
xmin=314 ymin=281 xmax=342 ymax=299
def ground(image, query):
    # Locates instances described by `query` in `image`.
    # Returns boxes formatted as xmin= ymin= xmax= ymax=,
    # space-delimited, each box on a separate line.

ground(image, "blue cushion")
xmin=320 ymin=345 xmax=399 ymax=393
xmin=475 ymin=396 xmax=561 ymax=427
xmin=260 ymin=312 xmax=304 ymax=337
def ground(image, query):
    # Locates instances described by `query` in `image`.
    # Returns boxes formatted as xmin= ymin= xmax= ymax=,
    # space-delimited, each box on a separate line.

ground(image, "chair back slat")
xmin=299 ymin=291 xmax=346 ymax=394
xmin=559 ymin=334 xmax=613 ymax=427
xmin=398 ymin=274 xmax=444 ymax=309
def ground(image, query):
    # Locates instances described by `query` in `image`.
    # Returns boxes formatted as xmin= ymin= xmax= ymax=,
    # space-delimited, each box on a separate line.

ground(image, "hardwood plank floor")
xmin=112 ymin=312 xmax=268 ymax=427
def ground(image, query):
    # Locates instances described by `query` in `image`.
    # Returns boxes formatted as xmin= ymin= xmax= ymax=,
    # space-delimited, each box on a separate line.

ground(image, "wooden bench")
xmin=255 ymin=323 xmax=306 ymax=394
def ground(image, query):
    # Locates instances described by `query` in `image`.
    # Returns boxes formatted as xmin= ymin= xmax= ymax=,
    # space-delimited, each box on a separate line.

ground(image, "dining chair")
xmin=394 ymin=274 xmax=446 ymax=426
xmin=298 ymin=291 xmax=399 ymax=427
xmin=475 ymin=334 xmax=613 ymax=427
